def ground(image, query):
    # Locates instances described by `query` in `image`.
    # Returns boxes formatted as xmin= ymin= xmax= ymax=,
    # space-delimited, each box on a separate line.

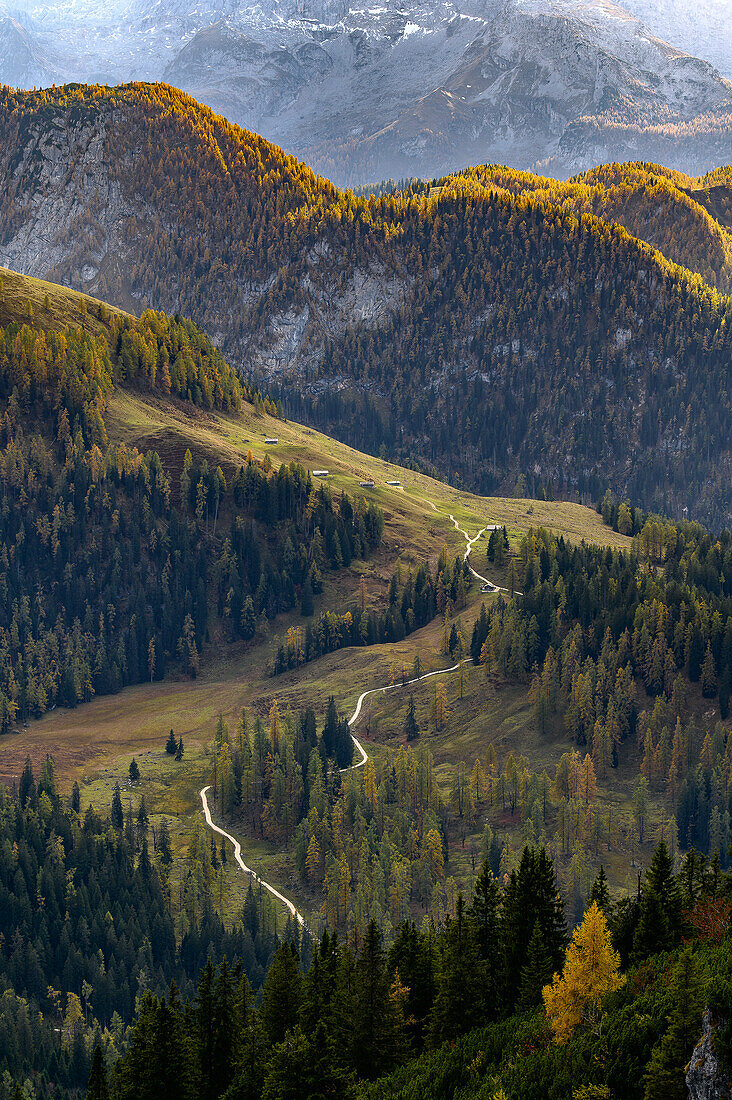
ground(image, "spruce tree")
xmin=158 ymin=818 xmax=172 ymax=865
xmin=165 ymin=728 xmax=178 ymax=754
xmin=517 ymin=919 xmax=554 ymax=1011
xmin=403 ymin=695 xmax=419 ymax=742
xmin=389 ymin=922 xmax=437 ymax=1048
xmin=588 ymin=865 xmax=610 ymax=913
xmin=429 ymin=895 xmax=484 ymax=1045
xmin=469 ymin=861 xmax=503 ymax=1016
xmin=301 ymin=576 xmax=314 ymax=617
xmin=260 ymin=943 xmax=302 ymax=1047
xmin=111 ymin=784 xmax=124 ymax=831
xmin=85 ymin=1044 xmax=109 ymax=1100
xmin=352 ymin=920 xmax=407 ymax=1078
xmin=643 ymin=949 xmax=703 ymax=1100
xmin=502 ymin=846 xmax=568 ymax=1008
xmin=211 ymin=960 xmax=238 ymax=1100
xmin=633 ymin=842 xmax=682 ymax=961
xmin=19 ymin=756 xmax=35 ymax=808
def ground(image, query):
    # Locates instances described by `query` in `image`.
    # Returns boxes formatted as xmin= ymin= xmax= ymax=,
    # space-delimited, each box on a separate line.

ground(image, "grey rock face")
xmin=686 ymin=1010 xmax=732 ymax=1100
xmin=0 ymin=0 xmax=731 ymax=184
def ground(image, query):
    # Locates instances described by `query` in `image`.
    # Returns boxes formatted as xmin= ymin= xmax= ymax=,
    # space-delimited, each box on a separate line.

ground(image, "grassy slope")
xmin=0 ymin=264 xmax=649 ymax=921
xmin=2 ymin=376 xmax=638 ymax=920
xmin=0 ymin=264 xmax=129 ymax=334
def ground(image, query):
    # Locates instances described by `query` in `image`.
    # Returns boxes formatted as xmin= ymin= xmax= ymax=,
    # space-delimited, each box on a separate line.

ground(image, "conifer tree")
xmin=543 ymin=902 xmax=624 ymax=1043
xmin=502 ymin=847 xmax=568 ymax=1008
xmin=403 ymin=695 xmax=419 ymax=742
xmin=518 ymin=919 xmax=553 ymax=1011
xmin=85 ymin=1045 xmax=109 ymax=1100
xmin=111 ymin=783 xmax=124 ymax=830
xmin=352 ymin=920 xmax=408 ymax=1078
xmin=633 ymin=842 xmax=683 ymax=961
xmin=588 ymin=865 xmax=610 ymax=914
xmin=260 ymin=943 xmax=302 ymax=1047
xmin=429 ymin=895 xmax=484 ymax=1045
xmin=642 ymin=949 xmax=703 ymax=1100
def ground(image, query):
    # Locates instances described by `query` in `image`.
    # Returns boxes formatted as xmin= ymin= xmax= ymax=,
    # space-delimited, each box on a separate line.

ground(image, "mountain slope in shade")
xmin=0 ymin=0 xmax=731 ymax=183
xmin=1 ymin=83 xmax=732 ymax=525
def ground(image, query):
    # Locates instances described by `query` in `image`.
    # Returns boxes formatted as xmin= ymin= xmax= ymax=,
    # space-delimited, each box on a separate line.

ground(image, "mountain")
xmin=621 ymin=0 xmax=732 ymax=79
xmin=0 ymin=14 xmax=58 ymax=86
xmin=1 ymin=0 xmax=731 ymax=184
xmin=1 ymin=83 xmax=732 ymax=526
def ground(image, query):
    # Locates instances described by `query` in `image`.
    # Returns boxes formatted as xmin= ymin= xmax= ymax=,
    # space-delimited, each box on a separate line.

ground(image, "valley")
xmin=0 ymin=60 xmax=730 ymax=1095
xmin=0 ymin=364 xmax=639 ymax=937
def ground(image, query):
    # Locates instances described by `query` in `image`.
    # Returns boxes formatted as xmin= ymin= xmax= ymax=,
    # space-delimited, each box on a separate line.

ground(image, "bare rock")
xmin=686 ymin=1010 xmax=732 ymax=1100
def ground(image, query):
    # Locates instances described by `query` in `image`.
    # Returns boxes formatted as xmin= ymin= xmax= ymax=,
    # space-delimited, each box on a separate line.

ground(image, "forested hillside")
xmin=436 ymin=162 xmax=732 ymax=293
xmin=0 ymin=265 xmax=383 ymax=729
xmin=24 ymin=835 xmax=732 ymax=1100
xmin=1 ymin=86 xmax=732 ymax=522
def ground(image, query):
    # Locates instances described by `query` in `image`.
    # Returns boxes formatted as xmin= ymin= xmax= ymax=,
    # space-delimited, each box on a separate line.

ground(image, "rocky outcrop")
xmin=687 ymin=1010 xmax=732 ymax=1100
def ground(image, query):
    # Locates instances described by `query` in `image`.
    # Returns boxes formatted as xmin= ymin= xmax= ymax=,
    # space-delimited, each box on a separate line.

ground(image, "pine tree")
xmin=129 ymin=757 xmax=140 ymax=785
xmin=176 ymin=736 xmax=184 ymax=760
xmin=166 ymin=728 xmax=178 ymax=754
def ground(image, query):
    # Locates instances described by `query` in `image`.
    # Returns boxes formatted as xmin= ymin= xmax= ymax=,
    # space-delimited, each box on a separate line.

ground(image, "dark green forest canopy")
xmin=0 ymin=304 xmax=384 ymax=730
xmin=37 ymin=838 xmax=732 ymax=1100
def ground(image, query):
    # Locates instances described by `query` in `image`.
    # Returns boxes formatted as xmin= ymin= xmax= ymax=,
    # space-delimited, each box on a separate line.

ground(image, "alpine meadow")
xmin=0 ymin=5 xmax=732 ymax=1099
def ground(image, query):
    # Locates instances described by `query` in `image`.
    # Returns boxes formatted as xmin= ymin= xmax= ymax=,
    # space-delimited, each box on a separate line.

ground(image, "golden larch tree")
xmin=543 ymin=901 xmax=624 ymax=1043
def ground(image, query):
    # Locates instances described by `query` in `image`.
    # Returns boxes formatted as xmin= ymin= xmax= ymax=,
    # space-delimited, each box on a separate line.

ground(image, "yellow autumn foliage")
xmin=542 ymin=901 xmax=624 ymax=1043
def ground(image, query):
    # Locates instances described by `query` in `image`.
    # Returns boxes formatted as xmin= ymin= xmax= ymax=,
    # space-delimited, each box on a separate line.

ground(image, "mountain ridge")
xmin=1 ymin=83 xmax=732 ymax=525
xmin=1 ymin=0 xmax=731 ymax=183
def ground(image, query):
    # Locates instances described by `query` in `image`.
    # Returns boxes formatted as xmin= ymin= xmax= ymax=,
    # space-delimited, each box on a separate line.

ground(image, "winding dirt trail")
xmin=198 ymin=492 xmax=511 ymax=928
xmin=200 ymin=784 xmax=306 ymax=928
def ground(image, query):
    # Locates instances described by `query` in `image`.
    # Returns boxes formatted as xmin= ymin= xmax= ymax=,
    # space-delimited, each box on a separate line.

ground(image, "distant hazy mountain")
xmin=621 ymin=0 xmax=731 ymax=79
xmin=0 ymin=0 xmax=730 ymax=184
